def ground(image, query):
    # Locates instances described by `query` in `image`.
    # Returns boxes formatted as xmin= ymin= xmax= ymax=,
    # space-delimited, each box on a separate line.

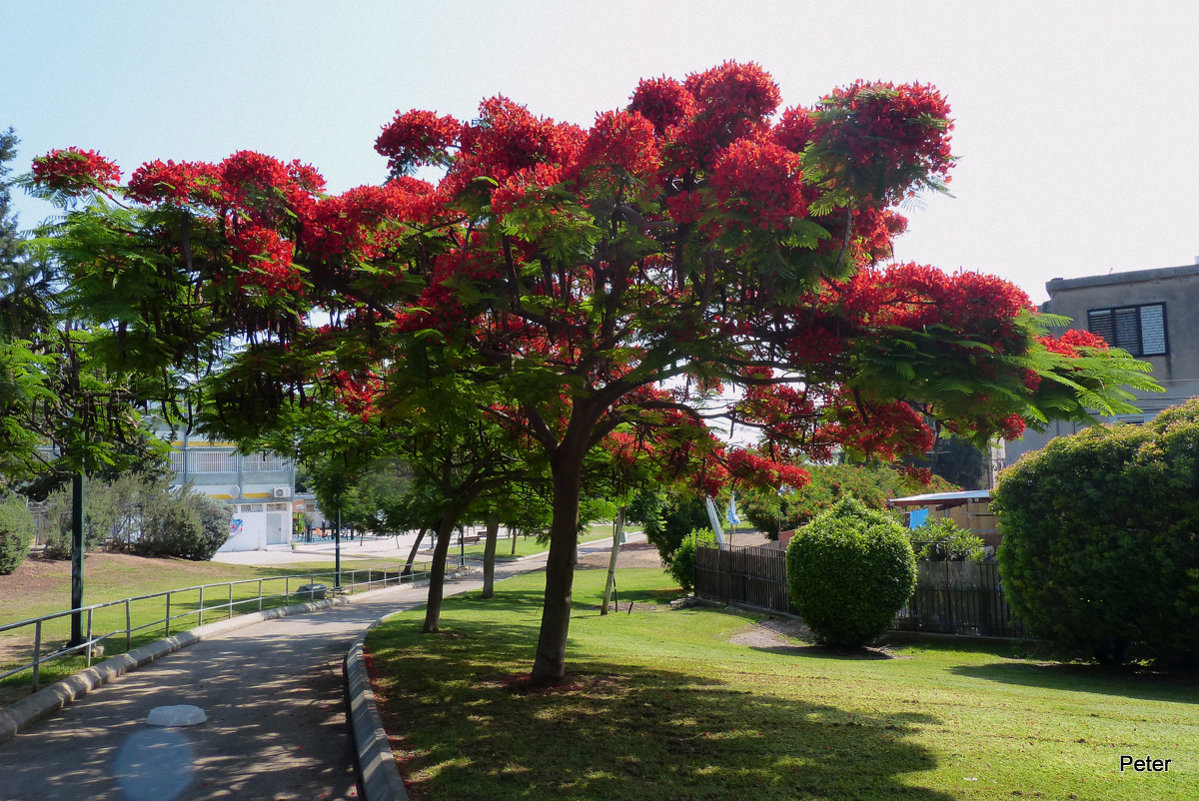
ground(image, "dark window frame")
xmin=1086 ymin=302 xmax=1168 ymax=357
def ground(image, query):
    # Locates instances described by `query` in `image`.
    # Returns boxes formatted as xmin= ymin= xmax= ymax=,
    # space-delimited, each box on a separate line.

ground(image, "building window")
xmin=1087 ymin=303 xmax=1167 ymax=356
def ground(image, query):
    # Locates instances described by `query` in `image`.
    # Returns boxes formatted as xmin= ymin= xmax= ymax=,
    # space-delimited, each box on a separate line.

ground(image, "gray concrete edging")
xmin=0 ymin=594 xmax=349 ymax=744
xmin=344 ymin=611 xmax=408 ymax=801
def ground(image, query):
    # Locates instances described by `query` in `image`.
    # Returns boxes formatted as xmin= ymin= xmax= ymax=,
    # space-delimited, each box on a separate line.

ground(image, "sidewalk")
xmin=0 ymin=536 xmax=626 ymax=801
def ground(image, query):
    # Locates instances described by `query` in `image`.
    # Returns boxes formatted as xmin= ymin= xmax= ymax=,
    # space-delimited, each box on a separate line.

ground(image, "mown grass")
xmin=0 ymin=552 xmax=429 ymax=700
xmin=454 ymin=532 xmax=613 ymax=561
xmin=367 ymin=568 xmax=1199 ymax=801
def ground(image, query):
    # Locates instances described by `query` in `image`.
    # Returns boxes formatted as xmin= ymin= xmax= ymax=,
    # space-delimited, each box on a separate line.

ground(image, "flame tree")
xmin=33 ymin=63 xmax=1155 ymax=684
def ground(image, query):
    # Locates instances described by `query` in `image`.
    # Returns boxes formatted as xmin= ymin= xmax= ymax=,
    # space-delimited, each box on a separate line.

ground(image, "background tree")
xmin=740 ymin=461 xmax=956 ymax=539
xmin=40 ymin=65 xmax=1159 ymax=685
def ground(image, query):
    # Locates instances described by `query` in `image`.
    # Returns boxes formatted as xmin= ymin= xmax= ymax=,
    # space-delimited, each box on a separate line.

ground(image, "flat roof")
xmin=888 ymin=489 xmax=991 ymax=508
xmin=1046 ymin=262 xmax=1199 ymax=294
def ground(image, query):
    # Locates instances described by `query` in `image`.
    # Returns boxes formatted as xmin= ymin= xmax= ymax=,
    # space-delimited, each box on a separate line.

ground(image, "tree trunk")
xmin=530 ymin=438 xmax=585 ymax=685
xmin=600 ymin=507 xmax=626 ymax=615
xmin=423 ymin=513 xmax=460 ymax=633
xmin=402 ymin=526 xmax=427 ymax=576
xmin=481 ymin=511 xmax=500 ymax=598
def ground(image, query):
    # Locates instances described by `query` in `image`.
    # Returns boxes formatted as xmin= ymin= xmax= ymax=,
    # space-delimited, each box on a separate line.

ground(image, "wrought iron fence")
xmin=694 ymin=545 xmax=1027 ymax=638
xmin=0 ymin=562 xmax=431 ymax=694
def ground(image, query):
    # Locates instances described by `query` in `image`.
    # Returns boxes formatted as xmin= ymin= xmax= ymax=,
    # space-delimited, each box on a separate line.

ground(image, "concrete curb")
xmin=344 ymin=612 xmax=409 ymax=801
xmin=0 ymin=594 xmax=349 ymax=744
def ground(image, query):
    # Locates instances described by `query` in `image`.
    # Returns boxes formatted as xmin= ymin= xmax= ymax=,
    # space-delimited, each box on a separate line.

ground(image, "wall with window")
xmin=1006 ymin=262 xmax=1199 ymax=463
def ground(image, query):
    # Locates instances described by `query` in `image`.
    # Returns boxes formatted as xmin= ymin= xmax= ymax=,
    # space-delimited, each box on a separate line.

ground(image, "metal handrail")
xmin=0 ymin=561 xmax=432 ymax=693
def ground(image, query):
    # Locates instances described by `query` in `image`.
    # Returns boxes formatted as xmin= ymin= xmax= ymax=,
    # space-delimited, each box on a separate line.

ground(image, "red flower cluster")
xmin=31 ymin=147 xmax=121 ymax=194
xmin=127 ymin=159 xmax=221 ymax=206
xmin=726 ymin=448 xmax=810 ymax=491
xmin=627 ymin=76 xmax=695 ymax=135
xmin=228 ymin=226 xmax=300 ymax=295
xmin=812 ymin=80 xmax=954 ymax=202
xmin=445 ymin=96 xmax=584 ymax=196
xmin=710 ymin=138 xmax=806 ymax=231
xmin=572 ymin=110 xmax=660 ymax=184
xmin=844 ymin=263 xmax=1033 ymax=340
xmin=1039 ymin=328 xmax=1110 ymax=357
xmin=675 ymin=61 xmax=780 ymax=166
xmin=773 ymin=106 xmax=815 ymax=153
xmin=374 ymin=109 xmax=461 ymax=176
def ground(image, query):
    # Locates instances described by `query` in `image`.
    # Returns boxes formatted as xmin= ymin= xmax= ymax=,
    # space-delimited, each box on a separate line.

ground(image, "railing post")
xmin=85 ymin=609 xmax=94 ymax=667
xmin=228 ymin=582 xmax=233 ymax=619
xmin=198 ymin=586 xmax=204 ymax=627
xmin=165 ymin=593 xmax=171 ymax=637
xmin=32 ymin=620 xmax=42 ymax=693
xmin=125 ymin=599 xmax=132 ymax=652
xmin=258 ymin=578 xmax=263 ymax=612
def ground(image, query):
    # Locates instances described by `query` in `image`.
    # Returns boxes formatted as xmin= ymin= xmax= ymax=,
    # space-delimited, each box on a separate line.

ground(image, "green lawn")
xmin=366 ymin=568 xmax=1199 ymax=801
xmin=454 ymin=531 xmax=614 ymax=560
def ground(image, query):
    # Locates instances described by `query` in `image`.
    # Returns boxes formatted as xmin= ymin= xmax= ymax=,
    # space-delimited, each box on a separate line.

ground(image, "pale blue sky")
xmin=3 ymin=1 xmax=1197 ymax=302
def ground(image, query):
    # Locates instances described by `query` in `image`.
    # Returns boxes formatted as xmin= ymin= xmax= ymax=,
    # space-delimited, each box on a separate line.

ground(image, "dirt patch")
xmin=729 ymin=616 xmax=812 ymax=648
xmin=576 ymin=541 xmax=664 ymax=570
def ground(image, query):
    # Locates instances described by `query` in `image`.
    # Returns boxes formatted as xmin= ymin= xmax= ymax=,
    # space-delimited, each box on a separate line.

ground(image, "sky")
xmin=3 ymin=1 xmax=1198 ymax=303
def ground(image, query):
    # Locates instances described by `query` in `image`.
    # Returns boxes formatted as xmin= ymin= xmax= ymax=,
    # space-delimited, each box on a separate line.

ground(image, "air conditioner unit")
xmin=272 ymin=487 xmax=289 ymax=499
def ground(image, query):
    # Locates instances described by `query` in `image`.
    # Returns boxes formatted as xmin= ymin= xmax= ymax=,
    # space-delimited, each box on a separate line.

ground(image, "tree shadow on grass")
xmin=370 ymin=618 xmax=955 ymax=800
xmin=751 ymin=644 xmax=896 ymax=661
xmin=948 ymin=662 xmax=1199 ymax=705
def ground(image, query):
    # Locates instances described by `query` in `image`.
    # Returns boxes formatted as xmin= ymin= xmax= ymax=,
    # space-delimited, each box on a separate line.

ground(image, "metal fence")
xmin=694 ymin=545 xmax=1027 ymax=638
xmin=0 ymin=562 xmax=431 ymax=694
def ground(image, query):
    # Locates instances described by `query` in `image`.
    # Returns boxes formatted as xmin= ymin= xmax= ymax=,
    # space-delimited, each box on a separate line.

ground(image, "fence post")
xmin=198 ymin=586 xmax=204 ymax=627
xmin=85 ymin=609 xmax=93 ymax=668
xmin=32 ymin=620 xmax=42 ymax=693
xmin=125 ymin=599 xmax=132 ymax=652
xmin=258 ymin=579 xmax=263 ymax=612
xmin=165 ymin=593 xmax=171 ymax=637
xmin=227 ymin=582 xmax=233 ymax=620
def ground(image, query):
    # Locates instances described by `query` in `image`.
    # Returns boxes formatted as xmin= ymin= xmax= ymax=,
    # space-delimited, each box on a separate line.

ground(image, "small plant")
xmin=0 ymin=495 xmax=35 ymax=574
xmin=909 ymin=517 xmax=986 ymax=561
xmin=786 ymin=497 xmax=917 ymax=647
xmin=668 ymin=527 xmax=716 ymax=592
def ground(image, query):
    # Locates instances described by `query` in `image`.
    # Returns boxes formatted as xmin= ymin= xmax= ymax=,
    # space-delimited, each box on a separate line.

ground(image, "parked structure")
xmin=1006 ymin=261 xmax=1199 ymax=463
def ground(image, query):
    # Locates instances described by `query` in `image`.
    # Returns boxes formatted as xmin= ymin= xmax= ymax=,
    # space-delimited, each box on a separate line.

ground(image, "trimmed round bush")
xmin=0 ymin=496 xmax=36 ymax=575
xmin=669 ymin=527 xmax=716 ymax=591
xmin=993 ymin=401 xmax=1199 ymax=666
xmin=785 ymin=497 xmax=917 ymax=647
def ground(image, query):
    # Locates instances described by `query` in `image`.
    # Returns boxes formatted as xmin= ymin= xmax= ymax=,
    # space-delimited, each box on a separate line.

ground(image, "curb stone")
xmin=344 ymin=612 xmax=409 ymax=801
xmin=0 ymin=594 xmax=349 ymax=744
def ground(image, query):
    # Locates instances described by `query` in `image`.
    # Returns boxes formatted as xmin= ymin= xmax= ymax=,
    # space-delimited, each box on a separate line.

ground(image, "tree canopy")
xmin=30 ymin=62 xmax=1157 ymax=683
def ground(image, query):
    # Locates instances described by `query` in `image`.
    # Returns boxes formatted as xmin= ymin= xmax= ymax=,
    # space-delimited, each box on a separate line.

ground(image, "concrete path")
xmin=0 ymin=537 xmax=628 ymax=801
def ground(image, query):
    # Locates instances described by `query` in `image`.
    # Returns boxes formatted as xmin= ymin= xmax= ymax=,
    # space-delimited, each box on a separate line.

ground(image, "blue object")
xmin=908 ymin=508 xmax=930 ymax=529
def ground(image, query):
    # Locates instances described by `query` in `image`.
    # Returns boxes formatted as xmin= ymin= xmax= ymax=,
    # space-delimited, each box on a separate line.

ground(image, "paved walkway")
xmin=0 ymin=538 xmax=626 ymax=801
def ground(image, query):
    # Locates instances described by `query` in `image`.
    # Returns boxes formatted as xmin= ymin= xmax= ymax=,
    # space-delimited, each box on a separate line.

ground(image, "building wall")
xmin=163 ymin=434 xmax=298 ymax=552
xmin=1006 ymin=263 xmax=1199 ymax=463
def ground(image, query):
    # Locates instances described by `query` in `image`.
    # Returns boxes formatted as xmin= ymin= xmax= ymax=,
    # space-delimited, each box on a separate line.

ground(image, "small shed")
xmin=887 ymin=490 xmax=999 ymax=549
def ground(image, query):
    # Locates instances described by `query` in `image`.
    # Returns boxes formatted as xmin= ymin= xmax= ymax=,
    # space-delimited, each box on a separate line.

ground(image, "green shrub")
xmin=130 ymin=490 xmax=230 ymax=561
xmin=785 ymin=497 xmax=917 ymax=647
xmin=993 ymin=402 xmax=1199 ymax=666
xmin=909 ymin=517 xmax=986 ymax=561
xmin=633 ymin=490 xmax=711 ymax=564
xmin=668 ymin=527 xmax=716 ymax=591
xmin=0 ymin=495 xmax=35 ymax=574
